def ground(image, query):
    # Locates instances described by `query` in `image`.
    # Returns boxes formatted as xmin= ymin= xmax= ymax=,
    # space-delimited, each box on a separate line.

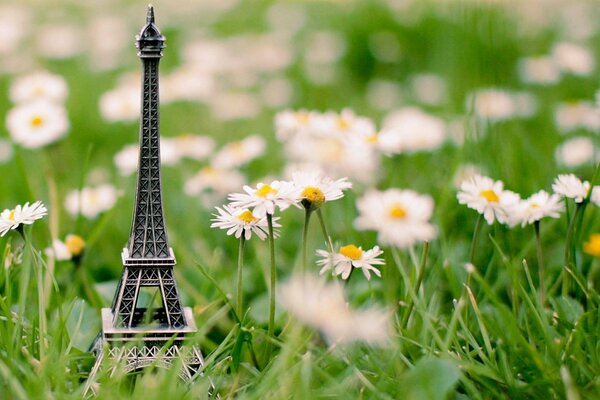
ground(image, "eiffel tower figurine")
xmin=85 ymin=5 xmax=207 ymax=396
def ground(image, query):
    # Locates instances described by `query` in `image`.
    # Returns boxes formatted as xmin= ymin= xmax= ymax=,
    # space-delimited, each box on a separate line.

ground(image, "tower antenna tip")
xmin=146 ymin=4 xmax=155 ymax=24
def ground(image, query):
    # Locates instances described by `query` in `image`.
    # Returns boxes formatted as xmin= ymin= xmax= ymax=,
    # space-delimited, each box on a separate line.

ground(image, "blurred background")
xmin=1 ymin=0 xmax=600 ymax=332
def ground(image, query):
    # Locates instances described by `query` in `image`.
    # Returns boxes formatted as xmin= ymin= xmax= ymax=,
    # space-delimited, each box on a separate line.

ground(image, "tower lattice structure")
xmin=85 ymin=6 xmax=206 ymax=396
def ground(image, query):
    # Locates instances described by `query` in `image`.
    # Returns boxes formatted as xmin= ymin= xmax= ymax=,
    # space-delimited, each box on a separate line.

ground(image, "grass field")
xmin=1 ymin=0 xmax=600 ymax=399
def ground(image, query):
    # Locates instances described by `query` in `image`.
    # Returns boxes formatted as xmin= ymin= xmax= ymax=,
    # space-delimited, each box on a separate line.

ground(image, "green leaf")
xmin=551 ymin=296 xmax=584 ymax=326
xmin=401 ymin=357 xmax=461 ymax=400
xmin=65 ymin=298 xmax=99 ymax=352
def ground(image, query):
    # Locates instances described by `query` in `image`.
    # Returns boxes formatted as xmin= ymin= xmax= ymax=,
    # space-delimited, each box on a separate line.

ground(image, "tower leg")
xmin=83 ymin=349 xmax=104 ymax=398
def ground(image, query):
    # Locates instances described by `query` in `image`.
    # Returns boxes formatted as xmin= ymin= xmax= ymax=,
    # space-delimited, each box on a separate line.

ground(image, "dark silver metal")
xmin=85 ymin=6 xmax=210 ymax=396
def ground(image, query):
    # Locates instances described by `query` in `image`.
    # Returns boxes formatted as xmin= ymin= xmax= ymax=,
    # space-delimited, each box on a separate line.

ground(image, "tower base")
xmin=84 ymin=307 xmax=211 ymax=397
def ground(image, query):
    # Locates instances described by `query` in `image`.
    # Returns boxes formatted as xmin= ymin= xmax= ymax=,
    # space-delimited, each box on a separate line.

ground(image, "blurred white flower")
xmin=591 ymin=187 xmax=600 ymax=208
xmin=470 ymin=90 xmax=537 ymax=120
xmin=0 ymin=201 xmax=47 ymax=237
xmin=292 ymin=169 xmax=351 ymax=211
xmin=210 ymin=204 xmax=279 ymax=241
xmin=369 ymin=31 xmax=400 ymax=63
xmin=10 ymin=71 xmax=68 ymax=104
xmin=99 ymin=86 xmax=140 ymax=123
xmin=184 ymin=166 xmax=246 ymax=207
xmin=211 ymin=135 xmax=266 ymax=169
xmin=228 ymin=180 xmax=298 ymax=217
xmin=46 ymin=234 xmax=86 ymax=261
xmin=317 ymin=244 xmax=384 ymax=280
xmin=210 ymin=92 xmax=261 ymax=121
xmin=366 ymin=79 xmax=403 ymax=111
xmin=6 ymin=101 xmax=69 ymax=148
xmin=266 ymin=2 xmax=307 ymax=35
xmin=511 ymin=191 xmax=563 ymax=227
xmin=457 ymin=175 xmax=520 ymax=225
xmin=555 ymin=137 xmax=596 ymax=167
xmin=355 ymin=188 xmax=437 ymax=248
xmin=161 ymin=65 xmax=215 ymax=103
xmin=0 ymin=5 xmax=30 ymax=57
xmin=86 ymin=15 xmax=129 ymax=71
xmin=171 ymin=134 xmax=215 ymax=161
xmin=551 ymin=42 xmax=594 ymax=76
xmin=275 ymin=109 xmax=380 ymax=185
xmin=274 ymin=109 xmax=314 ymax=141
xmin=260 ymin=77 xmax=294 ymax=108
xmin=518 ymin=56 xmax=560 ymax=85
xmin=65 ymin=184 xmax=118 ymax=219
xmin=552 ymin=174 xmax=590 ymax=203
xmin=158 ymin=138 xmax=182 ymax=166
xmin=469 ymin=89 xmax=516 ymax=121
xmin=554 ymin=101 xmax=600 ymax=133
xmin=36 ymin=23 xmax=83 ymax=59
xmin=304 ymin=31 xmax=346 ymax=65
xmin=114 ymin=144 xmax=138 ymax=176
xmin=278 ymin=274 xmax=391 ymax=345
xmin=379 ymin=107 xmax=446 ymax=154
xmin=0 ymin=139 xmax=13 ymax=164
xmin=410 ymin=73 xmax=447 ymax=106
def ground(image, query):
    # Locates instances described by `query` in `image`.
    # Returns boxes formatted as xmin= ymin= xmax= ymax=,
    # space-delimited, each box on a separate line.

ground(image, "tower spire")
xmin=146 ymin=4 xmax=155 ymax=24
xmin=124 ymin=1 xmax=171 ymax=263
xmin=85 ymin=8 xmax=209 ymax=395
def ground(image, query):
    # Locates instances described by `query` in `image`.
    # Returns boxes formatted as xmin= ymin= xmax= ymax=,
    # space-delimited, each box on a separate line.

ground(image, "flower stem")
xmin=301 ymin=209 xmax=312 ymax=273
xmin=237 ymin=236 xmax=246 ymax=319
xmin=563 ymin=202 xmax=583 ymax=296
xmin=316 ymin=208 xmax=334 ymax=254
xmin=534 ymin=221 xmax=545 ymax=304
xmin=469 ymin=214 xmax=483 ymax=266
xmin=266 ymin=213 xmax=276 ymax=359
xmin=401 ymin=242 xmax=429 ymax=328
xmin=23 ymin=231 xmax=46 ymax=360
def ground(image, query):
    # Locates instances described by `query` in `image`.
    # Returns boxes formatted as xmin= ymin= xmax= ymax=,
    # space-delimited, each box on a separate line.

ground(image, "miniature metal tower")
xmin=85 ymin=6 xmax=205 ymax=395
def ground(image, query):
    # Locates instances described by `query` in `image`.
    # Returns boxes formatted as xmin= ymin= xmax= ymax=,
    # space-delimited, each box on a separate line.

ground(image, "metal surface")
xmin=85 ymin=6 xmax=211 ymax=396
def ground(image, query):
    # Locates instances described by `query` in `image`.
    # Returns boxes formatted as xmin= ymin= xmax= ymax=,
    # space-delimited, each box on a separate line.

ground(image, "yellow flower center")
xmin=584 ymin=234 xmax=600 ymax=258
xmin=530 ymin=203 xmax=540 ymax=209
xmin=65 ymin=235 xmax=86 ymax=256
xmin=337 ymin=117 xmax=350 ymax=131
xmin=340 ymin=244 xmax=363 ymax=260
xmin=256 ymin=184 xmax=277 ymax=198
xmin=388 ymin=203 xmax=407 ymax=219
xmin=301 ymin=187 xmax=325 ymax=209
xmin=237 ymin=210 xmax=257 ymax=223
xmin=8 ymin=209 xmax=15 ymax=221
xmin=297 ymin=111 xmax=310 ymax=124
xmin=366 ymin=134 xmax=379 ymax=144
xmin=31 ymin=116 xmax=44 ymax=127
xmin=480 ymin=189 xmax=499 ymax=203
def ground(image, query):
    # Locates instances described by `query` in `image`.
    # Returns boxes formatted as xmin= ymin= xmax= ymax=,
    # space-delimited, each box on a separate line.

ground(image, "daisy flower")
xmin=46 ymin=234 xmax=85 ymax=262
xmin=10 ymin=71 xmax=68 ymax=104
xmin=591 ymin=187 xmax=600 ymax=208
xmin=64 ymin=184 xmax=118 ymax=219
xmin=6 ymin=100 xmax=69 ymax=148
xmin=292 ymin=169 xmax=352 ymax=211
xmin=210 ymin=205 xmax=279 ymax=241
xmin=228 ymin=180 xmax=298 ymax=217
xmin=511 ymin=190 xmax=564 ymax=227
xmin=0 ymin=201 xmax=47 ymax=237
xmin=184 ymin=166 xmax=246 ymax=207
xmin=278 ymin=274 xmax=391 ymax=345
xmin=354 ymin=188 xmax=437 ymax=248
xmin=552 ymin=174 xmax=590 ymax=203
xmin=99 ymin=85 xmax=139 ymax=123
xmin=211 ymin=135 xmax=266 ymax=169
xmin=378 ymin=107 xmax=446 ymax=154
xmin=317 ymin=244 xmax=384 ymax=280
xmin=457 ymin=175 xmax=520 ymax=225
